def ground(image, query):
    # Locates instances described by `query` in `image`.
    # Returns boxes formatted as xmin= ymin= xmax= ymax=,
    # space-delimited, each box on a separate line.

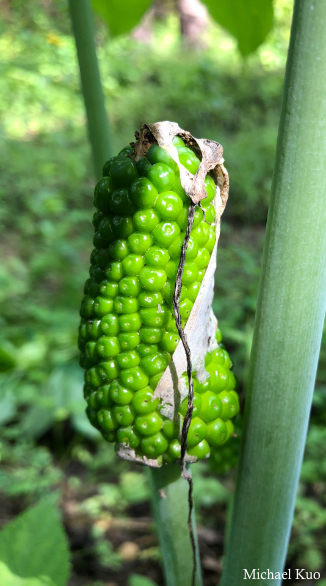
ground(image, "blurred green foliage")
xmin=0 ymin=496 xmax=69 ymax=586
xmin=0 ymin=0 xmax=325 ymax=582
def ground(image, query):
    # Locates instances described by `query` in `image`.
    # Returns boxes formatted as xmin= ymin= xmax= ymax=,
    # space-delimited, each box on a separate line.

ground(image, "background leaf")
xmin=0 ymin=496 xmax=70 ymax=586
xmin=0 ymin=561 xmax=56 ymax=586
xmin=91 ymin=0 xmax=153 ymax=36
xmin=0 ymin=347 xmax=16 ymax=373
xmin=129 ymin=574 xmax=159 ymax=586
xmin=202 ymin=0 xmax=274 ymax=56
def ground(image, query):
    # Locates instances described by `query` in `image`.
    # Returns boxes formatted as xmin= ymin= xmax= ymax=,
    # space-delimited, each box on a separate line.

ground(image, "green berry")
xmin=97 ymin=336 xmax=120 ymax=359
xmin=219 ymin=391 xmax=239 ymax=420
xmin=135 ymin=412 xmax=163 ymax=436
xmin=133 ymin=208 xmax=160 ymax=232
xmin=85 ymin=367 xmax=102 ymax=388
xmin=90 ymin=248 xmax=110 ymax=269
xmin=147 ymin=163 xmax=175 ymax=192
xmin=108 ymin=239 xmax=130 ymax=261
xmin=110 ymin=380 xmax=134 ymax=405
xmin=206 ymin=418 xmax=227 ymax=446
xmin=187 ymin=281 xmax=201 ymax=303
xmin=140 ymin=327 xmax=163 ymax=344
xmin=144 ymin=245 xmax=170 ymax=268
xmin=94 ymin=296 xmax=114 ymax=317
xmin=204 ymin=175 xmax=216 ymax=202
xmin=155 ymin=191 xmax=183 ymax=220
xmin=105 ymin=261 xmax=124 ymax=282
xmin=187 ymin=439 xmax=210 ymax=460
xmin=147 ymin=143 xmax=178 ymax=173
xmin=165 ymin=260 xmax=178 ymax=280
xmin=110 ymin=188 xmax=137 ymax=215
xmin=173 ymin=173 xmax=188 ymax=202
xmin=162 ymin=417 xmax=181 ymax=439
xmin=177 ymin=147 xmax=200 ymax=174
xmin=199 ymin=391 xmax=222 ymax=422
xmin=114 ymin=296 xmax=139 ymax=314
xmin=203 ymin=203 xmax=216 ymax=223
xmin=187 ymin=417 xmax=207 ymax=448
xmin=137 ymin=343 xmax=159 ymax=358
xmin=119 ymin=312 xmax=142 ymax=332
xmin=110 ymin=157 xmax=139 ymax=188
xmin=97 ymin=216 xmax=115 ymax=243
xmin=140 ymin=352 xmax=170 ymax=376
xmin=95 ymin=385 xmax=114 ymax=408
xmin=132 ymin=388 xmax=159 ymax=414
xmin=92 ymin=210 xmax=104 ymax=229
xmin=195 ymin=248 xmax=210 ymax=270
xmin=84 ymin=279 xmax=99 ymax=298
xmin=86 ymin=319 xmax=102 ymax=339
xmin=94 ymin=176 xmax=114 ymax=212
xmin=152 ymin=221 xmax=180 ymax=247
xmin=136 ymin=158 xmax=152 ymax=177
xmin=127 ymin=232 xmax=153 ymax=254
xmin=179 ymin=393 xmax=202 ymax=417
xmin=118 ymin=332 xmax=140 ymax=350
xmin=130 ymin=177 xmax=158 ymax=209
xmin=97 ymin=408 xmax=119 ymax=432
xmin=159 ymin=331 xmax=180 ymax=353
xmin=116 ymin=350 xmax=140 ymax=370
xmin=139 ymin=266 xmax=167 ymax=292
xmin=194 ymin=377 xmax=211 ymax=395
xmin=117 ymin=426 xmax=141 ymax=448
xmin=99 ymin=280 xmax=119 ymax=299
xmin=90 ymin=265 xmax=105 ymax=284
xmin=120 ymin=366 xmax=149 ymax=391
xmin=182 ymin=262 xmax=199 ymax=286
xmin=85 ymin=341 xmax=98 ymax=362
xmin=191 ymin=221 xmax=209 ymax=246
xmin=97 ymin=360 xmax=120 ymax=383
xmin=100 ymin=313 xmax=120 ymax=336
xmin=112 ymin=215 xmax=134 ymax=239
xmin=166 ymin=439 xmax=181 ymax=461
xmin=138 ymin=291 xmax=164 ymax=308
xmin=140 ymin=307 xmax=171 ymax=328
xmin=206 ymin=363 xmax=230 ymax=393
xmin=122 ymin=254 xmax=144 ymax=276
xmin=141 ymin=432 xmax=168 ymax=458
xmin=113 ymin=404 xmax=135 ymax=426
xmin=118 ymin=276 xmax=141 ymax=298
xmin=178 ymin=298 xmax=193 ymax=319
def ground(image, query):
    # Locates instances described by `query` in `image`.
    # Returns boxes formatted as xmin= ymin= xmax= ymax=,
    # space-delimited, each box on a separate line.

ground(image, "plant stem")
xmin=221 ymin=1 xmax=326 ymax=583
xmin=69 ymin=0 xmax=113 ymax=179
xmin=149 ymin=465 xmax=202 ymax=586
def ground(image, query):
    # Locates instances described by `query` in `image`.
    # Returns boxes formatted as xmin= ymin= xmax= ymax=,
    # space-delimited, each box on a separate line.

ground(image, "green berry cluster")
xmin=78 ymin=136 xmax=239 ymax=462
xmin=209 ymin=434 xmax=240 ymax=474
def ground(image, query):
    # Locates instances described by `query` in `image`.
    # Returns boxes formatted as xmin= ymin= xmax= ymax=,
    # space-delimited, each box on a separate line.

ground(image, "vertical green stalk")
xmin=149 ymin=465 xmax=202 ymax=586
xmin=221 ymin=1 xmax=326 ymax=584
xmin=69 ymin=0 xmax=113 ymax=179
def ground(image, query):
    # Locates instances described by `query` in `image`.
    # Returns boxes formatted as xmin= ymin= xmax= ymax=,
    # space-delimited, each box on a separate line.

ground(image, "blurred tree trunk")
xmin=133 ymin=0 xmax=208 ymax=47
xmin=178 ymin=0 xmax=208 ymax=46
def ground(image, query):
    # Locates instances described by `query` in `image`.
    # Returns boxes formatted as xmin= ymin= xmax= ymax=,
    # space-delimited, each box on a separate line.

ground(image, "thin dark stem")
xmin=172 ymin=200 xmax=197 ymax=586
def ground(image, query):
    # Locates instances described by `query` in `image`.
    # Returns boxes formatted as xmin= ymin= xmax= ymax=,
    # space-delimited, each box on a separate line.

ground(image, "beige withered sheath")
xmin=117 ymin=121 xmax=229 ymax=467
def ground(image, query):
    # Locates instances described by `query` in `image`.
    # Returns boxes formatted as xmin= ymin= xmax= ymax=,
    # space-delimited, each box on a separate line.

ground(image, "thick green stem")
xmin=69 ymin=0 xmax=113 ymax=179
xmin=221 ymin=1 xmax=326 ymax=584
xmin=149 ymin=465 xmax=202 ymax=586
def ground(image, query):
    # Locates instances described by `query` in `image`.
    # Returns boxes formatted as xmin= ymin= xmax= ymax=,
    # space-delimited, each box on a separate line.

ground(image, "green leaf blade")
xmin=202 ymin=0 xmax=274 ymax=56
xmin=0 ymin=496 xmax=70 ymax=586
xmin=91 ymin=0 xmax=153 ymax=37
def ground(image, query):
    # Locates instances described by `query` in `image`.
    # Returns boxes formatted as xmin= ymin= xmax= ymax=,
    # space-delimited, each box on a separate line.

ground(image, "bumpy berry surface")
xmin=79 ymin=138 xmax=240 ymax=463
